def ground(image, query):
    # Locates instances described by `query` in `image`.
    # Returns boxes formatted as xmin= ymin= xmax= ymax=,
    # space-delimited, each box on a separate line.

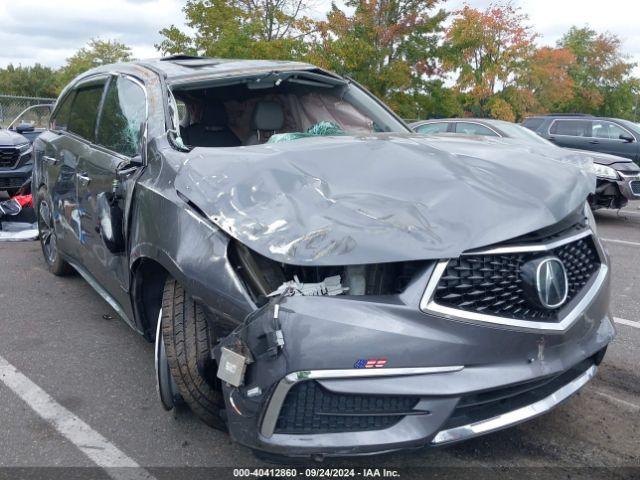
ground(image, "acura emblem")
xmin=521 ymin=257 xmax=569 ymax=309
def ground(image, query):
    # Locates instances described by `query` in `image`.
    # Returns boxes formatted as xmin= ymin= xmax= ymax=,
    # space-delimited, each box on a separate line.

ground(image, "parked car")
xmin=34 ymin=56 xmax=613 ymax=459
xmin=522 ymin=114 xmax=640 ymax=164
xmin=411 ymin=118 xmax=640 ymax=210
xmin=0 ymin=104 xmax=52 ymax=194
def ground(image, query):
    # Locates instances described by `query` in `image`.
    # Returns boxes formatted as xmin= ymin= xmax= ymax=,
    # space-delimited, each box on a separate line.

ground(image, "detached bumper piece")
xmin=432 ymin=360 xmax=597 ymax=444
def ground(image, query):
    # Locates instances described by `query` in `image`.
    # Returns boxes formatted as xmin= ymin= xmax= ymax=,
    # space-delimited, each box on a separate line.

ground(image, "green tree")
xmin=558 ymin=26 xmax=636 ymax=116
xmin=307 ymin=0 xmax=447 ymax=116
xmin=0 ymin=64 xmax=60 ymax=98
xmin=59 ymin=39 xmax=133 ymax=86
xmin=156 ymin=0 xmax=311 ymax=60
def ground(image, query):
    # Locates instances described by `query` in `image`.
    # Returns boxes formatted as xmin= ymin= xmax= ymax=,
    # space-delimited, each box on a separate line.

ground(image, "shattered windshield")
xmin=171 ymin=72 xmax=409 ymax=148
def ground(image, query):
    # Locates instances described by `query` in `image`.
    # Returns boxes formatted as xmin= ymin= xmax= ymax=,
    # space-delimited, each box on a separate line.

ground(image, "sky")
xmin=0 ymin=0 xmax=639 ymax=76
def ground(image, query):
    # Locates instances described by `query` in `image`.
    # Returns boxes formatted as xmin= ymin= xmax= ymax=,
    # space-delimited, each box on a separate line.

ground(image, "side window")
xmin=550 ymin=119 xmax=591 ymax=137
xmin=96 ymin=76 xmax=146 ymax=157
xmin=50 ymin=92 xmax=75 ymax=131
xmin=455 ymin=122 xmax=499 ymax=137
xmin=592 ymin=121 xmax=629 ymax=140
xmin=416 ymin=122 xmax=449 ymax=134
xmin=67 ymin=82 xmax=106 ymax=142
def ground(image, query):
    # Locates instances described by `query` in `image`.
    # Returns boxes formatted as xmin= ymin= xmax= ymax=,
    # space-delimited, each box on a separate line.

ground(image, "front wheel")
xmin=161 ymin=278 xmax=226 ymax=429
xmin=36 ymin=187 xmax=72 ymax=276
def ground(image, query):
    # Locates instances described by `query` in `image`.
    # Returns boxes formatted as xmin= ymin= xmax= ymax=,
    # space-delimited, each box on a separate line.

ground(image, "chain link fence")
xmin=0 ymin=94 xmax=56 ymax=128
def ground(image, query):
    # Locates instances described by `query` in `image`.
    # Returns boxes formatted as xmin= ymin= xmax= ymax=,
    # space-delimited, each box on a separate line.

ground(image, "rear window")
xmin=550 ymin=119 xmax=591 ymax=137
xmin=67 ymin=82 xmax=106 ymax=142
xmin=522 ymin=117 xmax=544 ymax=131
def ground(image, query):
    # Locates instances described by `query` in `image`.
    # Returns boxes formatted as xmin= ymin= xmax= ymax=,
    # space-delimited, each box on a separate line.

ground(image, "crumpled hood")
xmin=174 ymin=133 xmax=594 ymax=265
xmin=0 ymin=129 xmax=28 ymax=146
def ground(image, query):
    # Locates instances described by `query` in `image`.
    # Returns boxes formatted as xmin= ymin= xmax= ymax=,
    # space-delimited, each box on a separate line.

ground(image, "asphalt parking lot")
xmin=0 ymin=202 xmax=638 ymax=479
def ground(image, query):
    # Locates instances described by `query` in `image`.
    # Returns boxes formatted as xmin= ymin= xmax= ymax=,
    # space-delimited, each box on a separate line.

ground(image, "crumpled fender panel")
xmin=173 ymin=134 xmax=594 ymax=266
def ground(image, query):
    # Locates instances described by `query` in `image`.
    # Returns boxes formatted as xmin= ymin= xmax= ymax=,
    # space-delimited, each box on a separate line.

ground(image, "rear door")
xmin=38 ymin=79 xmax=107 ymax=259
xmin=547 ymin=119 xmax=593 ymax=150
xmin=65 ymin=77 xmax=109 ymax=252
xmin=77 ymin=74 xmax=147 ymax=304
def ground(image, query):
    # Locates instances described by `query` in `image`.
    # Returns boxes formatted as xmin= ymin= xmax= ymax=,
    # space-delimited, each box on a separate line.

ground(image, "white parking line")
xmin=0 ymin=354 xmax=155 ymax=480
xmin=614 ymin=317 xmax=640 ymax=329
xmin=592 ymin=389 xmax=640 ymax=411
xmin=601 ymin=238 xmax=640 ymax=247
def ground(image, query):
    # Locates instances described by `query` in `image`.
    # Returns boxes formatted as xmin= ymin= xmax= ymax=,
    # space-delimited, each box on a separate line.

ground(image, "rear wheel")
xmin=36 ymin=186 xmax=72 ymax=276
xmin=161 ymin=277 xmax=225 ymax=429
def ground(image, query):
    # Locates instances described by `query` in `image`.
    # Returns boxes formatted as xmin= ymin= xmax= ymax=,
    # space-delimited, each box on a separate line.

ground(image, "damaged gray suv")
xmin=33 ymin=56 xmax=614 ymax=459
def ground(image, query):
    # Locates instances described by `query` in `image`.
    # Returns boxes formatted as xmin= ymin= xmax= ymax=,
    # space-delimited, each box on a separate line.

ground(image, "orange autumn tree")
xmin=443 ymin=1 xmax=536 ymax=119
xmin=525 ymin=47 xmax=576 ymax=113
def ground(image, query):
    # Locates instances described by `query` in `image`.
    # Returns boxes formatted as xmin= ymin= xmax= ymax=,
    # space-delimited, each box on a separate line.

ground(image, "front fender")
xmin=128 ymin=183 xmax=255 ymax=331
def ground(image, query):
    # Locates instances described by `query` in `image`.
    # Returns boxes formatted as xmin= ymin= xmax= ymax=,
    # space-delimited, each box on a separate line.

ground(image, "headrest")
xmin=252 ymin=101 xmax=284 ymax=131
xmin=201 ymin=103 xmax=228 ymax=127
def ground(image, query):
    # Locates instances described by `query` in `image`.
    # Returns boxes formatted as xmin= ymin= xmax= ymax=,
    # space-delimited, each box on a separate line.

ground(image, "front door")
xmin=76 ymin=74 xmax=147 ymax=308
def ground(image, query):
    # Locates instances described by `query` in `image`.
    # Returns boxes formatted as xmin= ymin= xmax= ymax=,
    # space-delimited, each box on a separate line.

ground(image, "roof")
xmin=137 ymin=56 xmax=319 ymax=84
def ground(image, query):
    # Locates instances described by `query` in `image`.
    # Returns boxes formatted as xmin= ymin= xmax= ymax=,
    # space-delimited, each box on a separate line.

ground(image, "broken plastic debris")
xmin=0 ymin=222 xmax=38 ymax=242
xmin=217 ymin=347 xmax=249 ymax=387
xmin=267 ymin=275 xmax=348 ymax=297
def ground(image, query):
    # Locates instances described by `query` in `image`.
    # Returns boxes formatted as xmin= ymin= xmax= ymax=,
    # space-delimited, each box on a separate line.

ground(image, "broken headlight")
xmin=228 ymin=241 xmax=427 ymax=305
xmin=590 ymin=163 xmax=619 ymax=180
xmin=584 ymin=202 xmax=597 ymax=234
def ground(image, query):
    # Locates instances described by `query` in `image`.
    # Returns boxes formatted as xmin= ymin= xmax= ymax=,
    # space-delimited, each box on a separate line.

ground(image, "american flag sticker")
xmin=354 ymin=358 xmax=387 ymax=369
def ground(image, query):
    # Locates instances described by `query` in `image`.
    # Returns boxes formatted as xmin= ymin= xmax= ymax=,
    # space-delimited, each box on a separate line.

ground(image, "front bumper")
xmin=0 ymin=162 xmax=32 ymax=192
xmin=218 ymin=251 xmax=614 ymax=457
xmin=618 ymin=173 xmax=640 ymax=200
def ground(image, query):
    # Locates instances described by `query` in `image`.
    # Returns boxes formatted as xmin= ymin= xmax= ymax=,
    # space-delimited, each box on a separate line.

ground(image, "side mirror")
xmin=16 ymin=123 xmax=35 ymax=134
xmin=619 ymin=133 xmax=634 ymax=143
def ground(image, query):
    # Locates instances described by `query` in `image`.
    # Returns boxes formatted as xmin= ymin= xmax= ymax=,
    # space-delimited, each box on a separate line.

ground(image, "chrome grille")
xmin=432 ymin=237 xmax=600 ymax=322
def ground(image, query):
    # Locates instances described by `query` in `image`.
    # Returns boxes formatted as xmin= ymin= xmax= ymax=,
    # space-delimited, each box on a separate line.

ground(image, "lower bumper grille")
xmin=0 ymin=177 xmax=25 ymax=190
xmin=274 ymin=380 xmax=419 ymax=434
xmin=630 ymin=180 xmax=640 ymax=195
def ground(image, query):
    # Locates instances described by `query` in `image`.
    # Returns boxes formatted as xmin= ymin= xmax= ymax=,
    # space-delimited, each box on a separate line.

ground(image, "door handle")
xmin=43 ymin=156 xmax=59 ymax=165
xmin=76 ymin=172 xmax=91 ymax=185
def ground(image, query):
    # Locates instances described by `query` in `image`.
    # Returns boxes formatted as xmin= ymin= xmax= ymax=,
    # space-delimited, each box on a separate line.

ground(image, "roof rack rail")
xmin=544 ymin=113 xmax=594 ymax=117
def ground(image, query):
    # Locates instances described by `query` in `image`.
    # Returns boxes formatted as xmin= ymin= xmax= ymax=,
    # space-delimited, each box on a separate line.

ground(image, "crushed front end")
xmin=212 ymin=209 xmax=614 ymax=458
